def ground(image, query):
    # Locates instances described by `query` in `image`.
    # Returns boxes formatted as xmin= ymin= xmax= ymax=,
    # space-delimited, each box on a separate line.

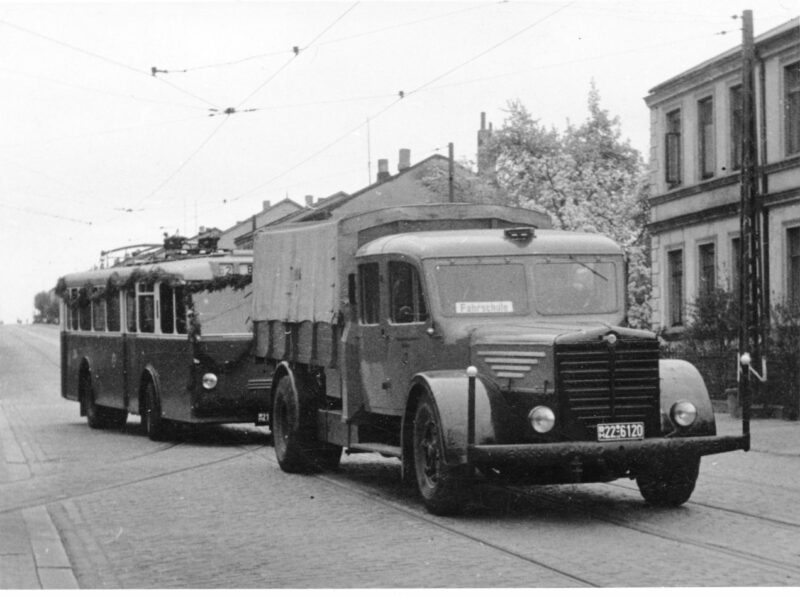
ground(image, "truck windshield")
xmin=532 ymin=259 xmax=619 ymax=315
xmin=430 ymin=257 xmax=620 ymax=317
xmin=432 ymin=262 xmax=529 ymax=316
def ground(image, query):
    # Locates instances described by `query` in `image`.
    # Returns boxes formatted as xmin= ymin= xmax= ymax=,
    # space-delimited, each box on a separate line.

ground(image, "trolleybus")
xmin=57 ymin=236 xmax=267 ymax=440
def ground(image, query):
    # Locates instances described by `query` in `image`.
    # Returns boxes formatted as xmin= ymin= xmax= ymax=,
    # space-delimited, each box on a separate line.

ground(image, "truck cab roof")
xmin=356 ymin=228 xmax=623 ymax=260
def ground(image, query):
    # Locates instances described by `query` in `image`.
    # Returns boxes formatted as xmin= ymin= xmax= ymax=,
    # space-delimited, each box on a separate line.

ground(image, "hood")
xmin=468 ymin=320 xmax=655 ymax=347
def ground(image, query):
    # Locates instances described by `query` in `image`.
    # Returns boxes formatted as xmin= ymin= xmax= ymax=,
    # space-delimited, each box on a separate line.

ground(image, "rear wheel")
xmin=636 ymin=456 xmax=700 ymax=507
xmin=412 ymin=392 xmax=466 ymax=515
xmin=272 ymin=375 xmax=341 ymax=473
xmin=80 ymin=372 xmax=127 ymax=430
xmin=142 ymin=380 xmax=169 ymax=442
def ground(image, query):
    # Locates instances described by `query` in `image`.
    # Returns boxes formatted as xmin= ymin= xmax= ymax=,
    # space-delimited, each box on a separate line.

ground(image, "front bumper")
xmin=467 ymin=434 xmax=750 ymax=467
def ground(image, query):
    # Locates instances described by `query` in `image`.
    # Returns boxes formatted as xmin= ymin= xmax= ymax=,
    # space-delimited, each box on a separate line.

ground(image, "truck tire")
xmin=636 ymin=456 xmax=700 ymax=507
xmin=412 ymin=391 xmax=466 ymax=515
xmin=272 ymin=375 xmax=341 ymax=473
xmin=81 ymin=372 xmax=127 ymax=430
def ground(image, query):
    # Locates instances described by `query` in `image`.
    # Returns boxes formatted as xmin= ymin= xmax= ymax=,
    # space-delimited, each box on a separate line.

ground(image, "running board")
xmin=347 ymin=443 xmax=402 ymax=458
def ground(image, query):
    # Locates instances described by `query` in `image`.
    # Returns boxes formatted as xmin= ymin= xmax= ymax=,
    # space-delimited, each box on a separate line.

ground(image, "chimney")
xmin=477 ymin=111 xmax=496 ymax=177
xmin=377 ymin=159 xmax=390 ymax=183
xmin=305 ymin=195 xmax=314 ymax=207
xmin=398 ymin=148 xmax=411 ymax=172
xmin=262 ymin=200 xmax=271 ymax=211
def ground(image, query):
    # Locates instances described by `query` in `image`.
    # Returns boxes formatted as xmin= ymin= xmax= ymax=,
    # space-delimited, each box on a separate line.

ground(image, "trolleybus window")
xmin=69 ymin=289 xmax=79 ymax=330
xmin=92 ymin=291 xmax=106 ymax=331
xmin=359 ymin=263 xmax=380 ymax=324
xmin=79 ymin=292 xmax=91 ymax=331
xmin=137 ymin=283 xmax=155 ymax=333
xmin=159 ymin=284 xmax=187 ymax=335
xmin=107 ymin=291 xmax=121 ymax=332
xmin=125 ymin=291 xmax=136 ymax=333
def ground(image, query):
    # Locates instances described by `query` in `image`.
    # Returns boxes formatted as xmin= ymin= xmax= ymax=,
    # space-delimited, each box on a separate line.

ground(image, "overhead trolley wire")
xmin=122 ymin=2 xmax=361 ymax=218
xmin=235 ymin=1 xmax=360 ymax=109
xmin=222 ymin=0 xmax=575 ymax=206
xmin=0 ymin=17 xmax=220 ymax=109
xmin=158 ymin=1 xmax=491 ymax=75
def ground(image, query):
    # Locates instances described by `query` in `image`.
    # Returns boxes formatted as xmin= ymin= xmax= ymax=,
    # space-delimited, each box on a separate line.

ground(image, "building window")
xmin=665 ymin=109 xmax=682 ymax=188
xmin=786 ymin=62 xmax=800 ymax=156
xmin=788 ymin=227 xmax=800 ymax=306
xmin=667 ymin=249 xmax=684 ymax=327
xmin=698 ymin=242 xmax=716 ymax=296
xmin=698 ymin=97 xmax=715 ymax=179
xmin=729 ymin=85 xmax=743 ymax=171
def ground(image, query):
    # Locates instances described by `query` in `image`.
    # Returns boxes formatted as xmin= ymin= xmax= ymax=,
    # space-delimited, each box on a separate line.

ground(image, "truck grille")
xmin=555 ymin=338 xmax=660 ymax=435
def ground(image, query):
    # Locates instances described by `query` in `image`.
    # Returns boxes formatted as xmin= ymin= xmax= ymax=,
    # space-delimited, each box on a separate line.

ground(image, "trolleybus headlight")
xmin=670 ymin=401 xmax=697 ymax=427
xmin=202 ymin=373 xmax=218 ymax=390
xmin=529 ymin=406 xmax=555 ymax=433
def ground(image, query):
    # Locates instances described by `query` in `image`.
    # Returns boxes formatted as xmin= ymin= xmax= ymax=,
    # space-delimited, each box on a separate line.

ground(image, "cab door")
xmin=354 ymin=260 xmax=390 ymax=413
xmin=382 ymin=260 xmax=432 ymax=411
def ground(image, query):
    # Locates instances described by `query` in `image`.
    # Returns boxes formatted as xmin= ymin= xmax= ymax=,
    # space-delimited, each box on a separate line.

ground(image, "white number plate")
xmin=597 ymin=422 xmax=644 ymax=442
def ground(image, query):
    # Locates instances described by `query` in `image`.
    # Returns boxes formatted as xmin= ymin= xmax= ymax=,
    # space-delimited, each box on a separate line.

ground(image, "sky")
xmin=1 ymin=0 xmax=797 ymax=323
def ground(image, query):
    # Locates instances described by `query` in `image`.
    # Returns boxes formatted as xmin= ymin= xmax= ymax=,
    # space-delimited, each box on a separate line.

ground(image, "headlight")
xmin=670 ymin=401 xmax=697 ymax=427
xmin=202 ymin=373 xmax=218 ymax=390
xmin=528 ymin=406 xmax=555 ymax=433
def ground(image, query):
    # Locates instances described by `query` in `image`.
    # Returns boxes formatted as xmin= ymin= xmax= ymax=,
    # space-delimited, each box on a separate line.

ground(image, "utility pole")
xmin=448 ymin=142 xmax=455 ymax=203
xmin=738 ymin=9 xmax=764 ymax=437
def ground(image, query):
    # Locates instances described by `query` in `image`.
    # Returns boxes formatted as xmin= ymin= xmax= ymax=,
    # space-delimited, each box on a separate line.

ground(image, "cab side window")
xmin=389 ymin=261 xmax=428 ymax=324
xmin=359 ymin=263 xmax=380 ymax=324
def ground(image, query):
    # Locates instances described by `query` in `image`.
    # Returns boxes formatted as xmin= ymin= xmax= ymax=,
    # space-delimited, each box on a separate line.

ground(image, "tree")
xmin=34 ymin=290 xmax=59 ymax=324
xmin=484 ymin=82 xmax=652 ymax=328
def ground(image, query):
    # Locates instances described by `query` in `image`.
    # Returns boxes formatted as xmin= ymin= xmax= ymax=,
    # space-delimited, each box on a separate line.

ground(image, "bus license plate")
xmin=597 ymin=422 xmax=644 ymax=442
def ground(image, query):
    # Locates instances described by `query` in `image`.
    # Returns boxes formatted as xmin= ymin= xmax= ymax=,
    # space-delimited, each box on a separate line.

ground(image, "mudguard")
xmin=659 ymin=359 xmax=716 ymax=436
xmin=409 ymin=370 xmax=511 ymax=466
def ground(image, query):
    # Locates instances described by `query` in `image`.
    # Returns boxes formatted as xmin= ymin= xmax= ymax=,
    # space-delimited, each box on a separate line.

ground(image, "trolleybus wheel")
xmin=412 ymin=392 xmax=466 ymax=515
xmin=636 ymin=456 xmax=700 ymax=507
xmin=81 ymin=372 xmax=127 ymax=430
xmin=142 ymin=380 xmax=169 ymax=442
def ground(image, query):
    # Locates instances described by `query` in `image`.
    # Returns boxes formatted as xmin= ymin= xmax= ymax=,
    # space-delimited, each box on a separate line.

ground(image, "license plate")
xmin=597 ymin=422 xmax=644 ymax=442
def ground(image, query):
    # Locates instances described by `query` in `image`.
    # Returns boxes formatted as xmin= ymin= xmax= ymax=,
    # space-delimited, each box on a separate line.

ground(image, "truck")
xmin=251 ymin=202 xmax=750 ymax=514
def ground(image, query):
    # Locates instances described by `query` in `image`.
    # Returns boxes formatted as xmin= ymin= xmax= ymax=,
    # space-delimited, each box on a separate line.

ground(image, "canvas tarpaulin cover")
xmin=252 ymin=220 xmax=339 ymax=324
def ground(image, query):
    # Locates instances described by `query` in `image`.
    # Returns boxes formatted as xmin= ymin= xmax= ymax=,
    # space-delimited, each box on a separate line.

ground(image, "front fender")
xmin=409 ymin=371 xmax=513 ymax=466
xmin=659 ymin=359 xmax=716 ymax=435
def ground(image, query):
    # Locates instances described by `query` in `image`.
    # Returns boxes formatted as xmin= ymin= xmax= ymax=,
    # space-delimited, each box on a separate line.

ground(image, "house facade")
xmin=645 ymin=18 xmax=800 ymax=334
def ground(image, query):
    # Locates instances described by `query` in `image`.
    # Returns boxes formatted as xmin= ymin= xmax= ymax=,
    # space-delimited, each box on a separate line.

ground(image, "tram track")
xmin=248 ymin=446 xmax=800 ymax=585
xmin=499 ymin=483 xmax=800 ymax=578
xmin=0 ymin=440 xmax=268 ymax=516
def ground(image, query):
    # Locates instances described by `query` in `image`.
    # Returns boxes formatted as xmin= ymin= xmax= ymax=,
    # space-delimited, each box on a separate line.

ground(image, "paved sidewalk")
xmin=0 ymin=403 xmax=78 ymax=590
xmin=715 ymin=412 xmax=800 ymax=457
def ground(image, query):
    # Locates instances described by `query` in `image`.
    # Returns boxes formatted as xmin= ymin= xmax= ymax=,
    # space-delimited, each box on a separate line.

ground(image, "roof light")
xmin=504 ymin=227 xmax=535 ymax=242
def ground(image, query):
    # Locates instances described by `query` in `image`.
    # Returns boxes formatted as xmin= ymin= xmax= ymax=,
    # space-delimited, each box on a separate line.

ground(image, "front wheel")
xmin=636 ymin=456 xmax=700 ymax=507
xmin=142 ymin=380 xmax=169 ymax=442
xmin=412 ymin=393 xmax=467 ymax=515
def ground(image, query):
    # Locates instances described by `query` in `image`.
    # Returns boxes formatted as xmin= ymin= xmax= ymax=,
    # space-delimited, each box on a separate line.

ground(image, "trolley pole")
xmin=738 ymin=9 xmax=761 ymax=440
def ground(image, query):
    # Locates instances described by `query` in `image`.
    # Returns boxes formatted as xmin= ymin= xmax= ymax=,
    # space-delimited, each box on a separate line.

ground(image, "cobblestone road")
xmin=2 ymin=324 xmax=800 ymax=588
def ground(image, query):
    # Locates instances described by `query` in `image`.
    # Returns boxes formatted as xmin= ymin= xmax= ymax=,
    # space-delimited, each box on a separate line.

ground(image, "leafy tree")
xmin=34 ymin=290 xmax=59 ymax=324
xmin=484 ymin=82 xmax=652 ymax=327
